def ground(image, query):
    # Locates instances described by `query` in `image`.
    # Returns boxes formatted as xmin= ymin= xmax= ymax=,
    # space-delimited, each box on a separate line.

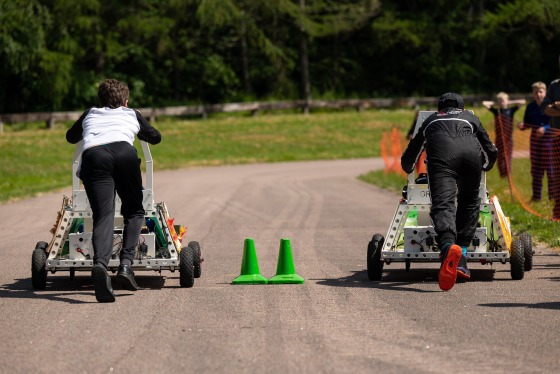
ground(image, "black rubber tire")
xmin=510 ymin=239 xmax=525 ymax=280
xmin=179 ymin=244 xmax=194 ymax=288
xmin=31 ymin=242 xmax=48 ymax=290
xmin=367 ymin=234 xmax=384 ymax=281
xmin=189 ymin=241 xmax=202 ymax=278
xmin=36 ymin=241 xmax=48 ymax=250
xmin=519 ymin=233 xmax=533 ymax=271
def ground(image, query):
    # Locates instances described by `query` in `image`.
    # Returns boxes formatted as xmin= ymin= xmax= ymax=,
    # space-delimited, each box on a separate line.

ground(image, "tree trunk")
xmin=240 ymin=7 xmax=252 ymax=96
xmin=173 ymin=53 xmax=181 ymax=101
xmin=94 ymin=20 xmax=105 ymax=78
xmin=299 ymin=0 xmax=311 ymax=114
xmin=473 ymin=0 xmax=485 ymax=93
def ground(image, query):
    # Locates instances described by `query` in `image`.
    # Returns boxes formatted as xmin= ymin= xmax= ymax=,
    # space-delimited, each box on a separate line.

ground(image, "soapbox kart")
xmin=367 ymin=111 xmax=533 ymax=281
xmin=31 ymin=141 xmax=202 ymax=289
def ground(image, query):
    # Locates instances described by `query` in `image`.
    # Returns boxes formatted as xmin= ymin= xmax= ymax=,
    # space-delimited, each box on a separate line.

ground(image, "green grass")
xmin=0 ymin=108 xmax=415 ymax=202
xmin=358 ymin=105 xmax=560 ymax=248
xmin=358 ymin=168 xmax=560 ymax=248
xmin=2 ymin=106 xmax=558 ymax=248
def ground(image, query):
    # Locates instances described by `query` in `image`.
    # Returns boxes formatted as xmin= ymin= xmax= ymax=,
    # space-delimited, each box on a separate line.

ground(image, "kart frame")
xmin=367 ymin=111 xmax=531 ymax=281
xmin=32 ymin=141 xmax=201 ymax=289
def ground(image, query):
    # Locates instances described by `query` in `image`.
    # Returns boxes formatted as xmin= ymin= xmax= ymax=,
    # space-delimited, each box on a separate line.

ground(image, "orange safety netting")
xmin=380 ymin=127 xmax=424 ymax=176
xmin=381 ymin=119 xmax=559 ymax=222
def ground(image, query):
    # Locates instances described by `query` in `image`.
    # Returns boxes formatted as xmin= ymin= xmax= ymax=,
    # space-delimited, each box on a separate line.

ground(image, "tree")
xmin=294 ymin=0 xmax=380 ymax=102
xmin=0 ymin=0 xmax=50 ymax=111
xmin=473 ymin=0 xmax=560 ymax=90
xmin=196 ymin=0 xmax=297 ymax=101
xmin=2 ymin=0 xmax=560 ymax=113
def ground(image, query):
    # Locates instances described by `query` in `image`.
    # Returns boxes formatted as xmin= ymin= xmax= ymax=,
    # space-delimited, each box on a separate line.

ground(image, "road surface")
xmin=1 ymin=158 xmax=559 ymax=373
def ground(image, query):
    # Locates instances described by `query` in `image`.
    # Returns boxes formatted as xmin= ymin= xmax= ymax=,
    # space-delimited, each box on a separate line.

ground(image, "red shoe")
xmin=439 ymin=244 xmax=462 ymax=291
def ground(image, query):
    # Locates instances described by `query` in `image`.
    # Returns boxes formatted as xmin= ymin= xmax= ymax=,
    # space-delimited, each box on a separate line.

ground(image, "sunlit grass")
xmin=3 ymin=107 xmax=557 ymax=248
xmin=358 ymin=164 xmax=559 ymax=248
xmin=0 ymin=109 xmax=416 ymax=202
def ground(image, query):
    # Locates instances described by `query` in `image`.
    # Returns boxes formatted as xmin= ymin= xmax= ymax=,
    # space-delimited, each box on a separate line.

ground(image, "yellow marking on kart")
xmin=491 ymin=195 xmax=512 ymax=250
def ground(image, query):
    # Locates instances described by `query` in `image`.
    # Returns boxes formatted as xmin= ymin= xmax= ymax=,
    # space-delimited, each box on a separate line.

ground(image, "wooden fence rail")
xmin=0 ymin=94 xmax=532 ymax=133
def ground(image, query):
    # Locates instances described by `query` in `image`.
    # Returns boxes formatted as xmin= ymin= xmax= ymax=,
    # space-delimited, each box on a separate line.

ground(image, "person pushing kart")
xmin=401 ymin=93 xmax=498 ymax=291
xmin=66 ymin=79 xmax=161 ymax=302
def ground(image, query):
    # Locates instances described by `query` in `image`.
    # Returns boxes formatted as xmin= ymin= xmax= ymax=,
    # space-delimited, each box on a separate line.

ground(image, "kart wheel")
xmin=32 ymin=242 xmax=48 ymax=290
xmin=189 ymin=241 xmax=202 ymax=278
xmin=179 ymin=241 xmax=194 ymax=288
xmin=510 ymin=239 xmax=525 ymax=280
xmin=519 ymin=233 xmax=533 ymax=271
xmin=367 ymin=234 xmax=384 ymax=281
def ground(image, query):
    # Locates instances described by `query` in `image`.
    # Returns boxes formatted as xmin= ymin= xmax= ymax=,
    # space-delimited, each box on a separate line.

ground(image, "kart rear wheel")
xmin=189 ymin=241 xmax=202 ymax=278
xmin=519 ymin=233 xmax=533 ymax=271
xmin=32 ymin=241 xmax=48 ymax=290
xmin=510 ymin=239 xmax=525 ymax=280
xmin=367 ymin=234 xmax=384 ymax=281
xmin=179 ymin=243 xmax=194 ymax=288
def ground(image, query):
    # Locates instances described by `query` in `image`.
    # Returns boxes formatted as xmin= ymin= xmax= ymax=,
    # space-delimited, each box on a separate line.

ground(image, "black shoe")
xmin=457 ymin=255 xmax=471 ymax=279
xmin=117 ymin=264 xmax=138 ymax=291
xmin=92 ymin=264 xmax=115 ymax=303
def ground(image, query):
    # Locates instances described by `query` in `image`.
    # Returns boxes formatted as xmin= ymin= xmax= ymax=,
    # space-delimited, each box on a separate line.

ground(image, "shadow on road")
xmin=0 ymin=274 xmax=166 ymax=303
xmin=533 ymin=263 xmax=560 ymax=270
xmin=0 ymin=277 xmax=96 ymax=304
xmin=479 ymin=302 xmax=560 ymax=310
xmin=542 ymin=276 xmax=560 ymax=282
xmin=314 ymin=268 xmax=497 ymax=293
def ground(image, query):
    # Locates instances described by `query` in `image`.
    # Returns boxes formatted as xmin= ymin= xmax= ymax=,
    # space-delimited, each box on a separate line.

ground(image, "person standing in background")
xmin=541 ymin=55 xmax=560 ymax=220
xmin=483 ymin=93 xmax=526 ymax=178
xmin=518 ymin=82 xmax=552 ymax=202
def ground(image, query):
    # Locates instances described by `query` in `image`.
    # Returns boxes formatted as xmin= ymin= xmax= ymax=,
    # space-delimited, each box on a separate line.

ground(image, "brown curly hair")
xmin=98 ymin=79 xmax=129 ymax=108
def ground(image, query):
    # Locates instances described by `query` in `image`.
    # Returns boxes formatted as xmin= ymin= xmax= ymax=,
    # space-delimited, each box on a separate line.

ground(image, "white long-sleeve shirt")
xmin=66 ymin=106 xmax=161 ymax=151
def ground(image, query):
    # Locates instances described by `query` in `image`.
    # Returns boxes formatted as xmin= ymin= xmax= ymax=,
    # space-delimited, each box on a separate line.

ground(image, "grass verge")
xmin=359 ymin=169 xmax=560 ymax=248
xmin=2 ymin=106 xmax=557 ymax=248
xmin=0 ymin=109 xmax=415 ymax=202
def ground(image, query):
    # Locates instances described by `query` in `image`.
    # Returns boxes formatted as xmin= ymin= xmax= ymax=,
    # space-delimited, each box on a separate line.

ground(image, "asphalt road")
xmin=1 ymin=158 xmax=559 ymax=374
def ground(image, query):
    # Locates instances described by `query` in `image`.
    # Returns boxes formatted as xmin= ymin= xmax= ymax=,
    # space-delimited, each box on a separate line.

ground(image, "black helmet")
xmin=437 ymin=92 xmax=464 ymax=111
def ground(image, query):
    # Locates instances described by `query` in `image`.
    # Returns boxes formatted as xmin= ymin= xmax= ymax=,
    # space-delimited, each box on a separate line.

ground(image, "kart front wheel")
xmin=189 ymin=241 xmax=202 ymax=278
xmin=179 ymin=244 xmax=194 ymax=288
xmin=32 ymin=241 xmax=48 ymax=290
xmin=519 ymin=233 xmax=533 ymax=271
xmin=367 ymin=234 xmax=384 ymax=281
xmin=510 ymin=239 xmax=525 ymax=280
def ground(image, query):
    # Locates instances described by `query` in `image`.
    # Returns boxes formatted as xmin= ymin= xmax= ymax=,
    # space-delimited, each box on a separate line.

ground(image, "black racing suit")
xmin=401 ymin=109 xmax=498 ymax=248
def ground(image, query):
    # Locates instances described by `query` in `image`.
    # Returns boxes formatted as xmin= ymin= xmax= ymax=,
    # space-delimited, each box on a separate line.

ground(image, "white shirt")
xmin=82 ymin=107 xmax=140 ymax=151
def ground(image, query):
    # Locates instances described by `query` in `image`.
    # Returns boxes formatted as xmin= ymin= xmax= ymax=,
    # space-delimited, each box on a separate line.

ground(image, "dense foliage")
xmin=2 ymin=0 xmax=560 ymax=113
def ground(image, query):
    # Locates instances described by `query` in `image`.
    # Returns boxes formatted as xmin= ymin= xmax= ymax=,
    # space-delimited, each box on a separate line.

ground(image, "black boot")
xmin=117 ymin=264 xmax=138 ymax=291
xmin=92 ymin=264 xmax=115 ymax=303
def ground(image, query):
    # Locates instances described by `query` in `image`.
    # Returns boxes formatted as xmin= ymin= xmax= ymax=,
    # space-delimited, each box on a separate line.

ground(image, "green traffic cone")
xmin=268 ymin=239 xmax=304 ymax=284
xmin=232 ymin=239 xmax=268 ymax=284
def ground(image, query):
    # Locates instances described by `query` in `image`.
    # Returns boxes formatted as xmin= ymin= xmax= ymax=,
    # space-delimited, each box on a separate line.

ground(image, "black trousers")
xmin=427 ymin=150 xmax=482 ymax=248
xmin=80 ymin=142 xmax=145 ymax=269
